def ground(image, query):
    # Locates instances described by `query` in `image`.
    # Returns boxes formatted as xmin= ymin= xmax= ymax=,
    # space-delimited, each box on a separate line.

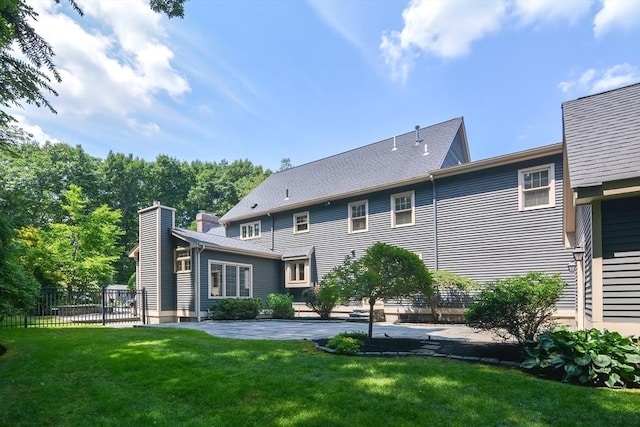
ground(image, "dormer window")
xmin=175 ymin=247 xmax=191 ymax=273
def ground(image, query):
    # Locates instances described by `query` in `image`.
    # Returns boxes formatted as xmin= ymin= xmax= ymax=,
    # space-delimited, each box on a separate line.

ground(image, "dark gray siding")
xmin=139 ymin=209 xmax=159 ymax=310
xmin=441 ymin=129 xmax=468 ymax=168
xmin=262 ymin=183 xmax=435 ymax=282
xmin=577 ymin=204 xmax=593 ymax=318
xmin=176 ymin=248 xmax=195 ymax=313
xmin=198 ymin=250 xmax=282 ymax=312
xmin=436 ymin=154 xmax=575 ymax=307
xmin=602 ymin=196 xmax=640 ymax=320
xmin=160 ymin=209 xmax=176 ymax=311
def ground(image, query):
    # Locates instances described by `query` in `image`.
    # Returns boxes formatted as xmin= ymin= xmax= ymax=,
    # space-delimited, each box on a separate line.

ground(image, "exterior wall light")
xmin=572 ymin=247 xmax=585 ymax=262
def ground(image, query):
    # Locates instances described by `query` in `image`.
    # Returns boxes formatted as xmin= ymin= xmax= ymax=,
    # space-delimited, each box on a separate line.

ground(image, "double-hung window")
xmin=240 ymin=221 xmax=261 ymax=240
xmin=175 ymin=247 xmax=191 ymax=273
xmin=285 ymin=259 xmax=310 ymax=287
xmin=348 ymin=200 xmax=368 ymax=233
xmin=209 ymin=261 xmax=252 ymax=298
xmin=293 ymin=212 xmax=309 ymax=233
xmin=518 ymin=164 xmax=555 ymax=210
xmin=391 ymin=191 xmax=415 ymax=227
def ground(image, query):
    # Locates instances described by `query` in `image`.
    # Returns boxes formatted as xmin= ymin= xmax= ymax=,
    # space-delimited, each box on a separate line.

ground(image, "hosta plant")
xmin=521 ymin=327 xmax=640 ymax=388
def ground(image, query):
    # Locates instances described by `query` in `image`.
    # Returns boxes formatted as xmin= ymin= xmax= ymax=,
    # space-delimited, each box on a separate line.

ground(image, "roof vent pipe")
xmin=285 ymin=189 xmax=289 ymax=200
xmin=423 ymin=143 xmax=429 ymax=156
xmin=414 ymin=125 xmax=422 ymax=146
xmin=392 ymin=136 xmax=397 ymax=151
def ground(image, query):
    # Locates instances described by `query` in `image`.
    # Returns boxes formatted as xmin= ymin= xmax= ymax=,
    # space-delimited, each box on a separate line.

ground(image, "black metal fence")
xmin=0 ymin=287 xmax=146 ymax=328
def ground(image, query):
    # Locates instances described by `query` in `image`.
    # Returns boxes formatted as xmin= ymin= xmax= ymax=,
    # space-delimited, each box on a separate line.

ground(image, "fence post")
xmin=102 ymin=286 xmax=107 ymax=326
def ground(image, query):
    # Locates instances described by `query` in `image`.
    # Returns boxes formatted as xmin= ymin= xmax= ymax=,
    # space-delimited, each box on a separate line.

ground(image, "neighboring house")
xmin=563 ymin=83 xmax=640 ymax=336
xmin=132 ymin=84 xmax=638 ymax=334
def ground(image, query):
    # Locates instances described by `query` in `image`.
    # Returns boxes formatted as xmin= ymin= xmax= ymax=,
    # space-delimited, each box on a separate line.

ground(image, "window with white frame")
xmin=285 ymin=259 xmax=310 ymax=287
xmin=518 ymin=164 xmax=555 ymax=210
xmin=293 ymin=212 xmax=309 ymax=233
xmin=391 ymin=191 xmax=415 ymax=227
xmin=240 ymin=221 xmax=261 ymax=240
xmin=349 ymin=200 xmax=368 ymax=233
xmin=175 ymin=247 xmax=191 ymax=273
xmin=209 ymin=261 xmax=252 ymax=298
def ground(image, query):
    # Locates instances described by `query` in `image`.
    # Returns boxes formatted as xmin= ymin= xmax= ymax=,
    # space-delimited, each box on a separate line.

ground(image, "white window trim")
xmin=240 ymin=220 xmax=261 ymax=240
xmin=208 ymin=260 xmax=253 ymax=299
xmin=285 ymin=258 xmax=310 ymax=288
xmin=293 ymin=211 xmax=310 ymax=234
xmin=174 ymin=247 xmax=191 ymax=273
xmin=348 ymin=200 xmax=369 ymax=234
xmin=390 ymin=190 xmax=415 ymax=228
xmin=518 ymin=163 xmax=555 ymax=211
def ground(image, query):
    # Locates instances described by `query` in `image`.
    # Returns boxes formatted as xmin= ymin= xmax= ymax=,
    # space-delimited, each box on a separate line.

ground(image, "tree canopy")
xmin=331 ymin=242 xmax=432 ymax=338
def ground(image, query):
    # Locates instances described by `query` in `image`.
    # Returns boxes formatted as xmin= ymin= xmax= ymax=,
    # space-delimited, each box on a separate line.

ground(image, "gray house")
xmin=563 ymin=82 xmax=640 ymax=336
xmin=132 ymin=115 xmax=579 ymax=324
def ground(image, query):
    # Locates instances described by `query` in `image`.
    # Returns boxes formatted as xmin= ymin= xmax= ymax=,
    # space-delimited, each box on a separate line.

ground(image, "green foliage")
xmin=302 ymin=278 xmax=341 ymax=319
xmin=431 ymin=270 xmax=477 ymax=292
xmin=212 ymin=298 xmax=262 ymax=320
xmin=267 ymin=293 xmax=295 ymax=319
xmin=326 ymin=331 xmax=368 ymax=354
xmin=522 ymin=327 xmax=640 ymax=388
xmin=0 ymin=216 xmax=39 ymax=321
xmin=331 ymin=242 xmax=432 ymax=338
xmin=464 ymin=272 xmax=566 ymax=345
xmin=40 ymin=185 xmax=124 ymax=292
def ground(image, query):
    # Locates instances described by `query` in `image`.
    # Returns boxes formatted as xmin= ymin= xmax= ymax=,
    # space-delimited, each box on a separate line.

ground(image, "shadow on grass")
xmin=0 ymin=327 xmax=638 ymax=426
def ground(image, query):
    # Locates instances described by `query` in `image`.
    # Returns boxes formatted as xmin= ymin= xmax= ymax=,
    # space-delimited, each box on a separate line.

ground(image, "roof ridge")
xmin=272 ymin=117 xmax=463 ymax=175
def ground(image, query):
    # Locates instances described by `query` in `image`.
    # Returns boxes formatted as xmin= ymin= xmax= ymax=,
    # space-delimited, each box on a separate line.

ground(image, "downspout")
xmin=195 ymin=244 xmax=205 ymax=321
xmin=430 ymin=175 xmax=438 ymax=270
xmin=269 ymin=213 xmax=274 ymax=251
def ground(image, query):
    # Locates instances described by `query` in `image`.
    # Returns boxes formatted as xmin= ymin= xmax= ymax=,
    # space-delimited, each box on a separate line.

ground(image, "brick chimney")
xmin=196 ymin=211 xmax=219 ymax=233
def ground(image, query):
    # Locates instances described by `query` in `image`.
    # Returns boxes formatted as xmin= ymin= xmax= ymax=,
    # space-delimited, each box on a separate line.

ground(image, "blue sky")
xmin=14 ymin=0 xmax=640 ymax=171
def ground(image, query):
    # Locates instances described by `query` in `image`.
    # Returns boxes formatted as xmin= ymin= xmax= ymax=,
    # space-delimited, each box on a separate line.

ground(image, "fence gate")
xmin=0 ymin=287 xmax=146 ymax=328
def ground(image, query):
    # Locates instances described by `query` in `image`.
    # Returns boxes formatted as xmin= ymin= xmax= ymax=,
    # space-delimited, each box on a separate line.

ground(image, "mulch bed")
xmin=314 ymin=338 xmax=524 ymax=362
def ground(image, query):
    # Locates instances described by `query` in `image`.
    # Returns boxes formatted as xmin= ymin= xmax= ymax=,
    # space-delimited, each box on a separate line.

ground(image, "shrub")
xmin=429 ymin=270 xmax=477 ymax=321
xmin=522 ymin=327 xmax=640 ymax=388
xmin=302 ymin=280 xmax=340 ymax=319
xmin=267 ymin=293 xmax=295 ymax=319
xmin=212 ymin=298 xmax=262 ymax=320
xmin=464 ymin=272 xmax=566 ymax=345
xmin=326 ymin=331 xmax=368 ymax=354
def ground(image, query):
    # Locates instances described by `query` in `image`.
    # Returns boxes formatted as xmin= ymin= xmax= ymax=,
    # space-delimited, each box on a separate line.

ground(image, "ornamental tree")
xmin=333 ymin=242 xmax=432 ymax=339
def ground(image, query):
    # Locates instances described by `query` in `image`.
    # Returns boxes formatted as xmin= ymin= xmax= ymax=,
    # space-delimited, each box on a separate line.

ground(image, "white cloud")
xmin=513 ymin=0 xmax=594 ymax=26
xmin=594 ymin=0 xmax=640 ymax=38
xmin=308 ymin=0 xmax=366 ymax=50
xmin=13 ymin=115 xmax=62 ymax=145
xmin=380 ymin=0 xmax=506 ymax=81
xmin=28 ymin=0 xmax=189 ymax=122
xmin=558 ymin=63 xmax=639 ymax=94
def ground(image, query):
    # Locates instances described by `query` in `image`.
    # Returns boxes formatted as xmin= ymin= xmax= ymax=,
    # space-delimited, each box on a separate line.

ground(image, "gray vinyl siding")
xmin=436 ymin=154 xmax=575 ymax=308
xmin=577 ymin=204 xmax=593 ymax=318
xmin=264 ymin=183 xmax=435 ymax=282
xmin=176 ymin=250 xmax=195 ymax=312
xmin=602 ymin=196 xmax=640 ymax=320
xmin=139 ymin=209 xmax=159 ymax=310
xmin=198 ymin=250 xmax=282 ymax=312
xmin=160 ymin=208 xmax=176 ymax=312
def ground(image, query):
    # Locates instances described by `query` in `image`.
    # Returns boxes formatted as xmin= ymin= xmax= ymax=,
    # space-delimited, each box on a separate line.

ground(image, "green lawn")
xmin=0 ymin=327 xmax=638 ymax=427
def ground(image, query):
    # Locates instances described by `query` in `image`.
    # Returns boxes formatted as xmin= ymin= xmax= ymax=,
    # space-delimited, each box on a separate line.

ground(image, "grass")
xmin=1 ymin=327 xmax=638 ymax=427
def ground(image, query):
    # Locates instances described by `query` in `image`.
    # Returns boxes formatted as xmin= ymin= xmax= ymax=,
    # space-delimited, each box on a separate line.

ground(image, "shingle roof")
xmin=563 ymin=83 xmax=640 ymax=189
xmin=221 ymin=117 xmax=465 ymax=222
xmin=281 ymin=246 xmax=314 ymax=260
xmin=172 ymin=228 xmax=280 ymax=258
